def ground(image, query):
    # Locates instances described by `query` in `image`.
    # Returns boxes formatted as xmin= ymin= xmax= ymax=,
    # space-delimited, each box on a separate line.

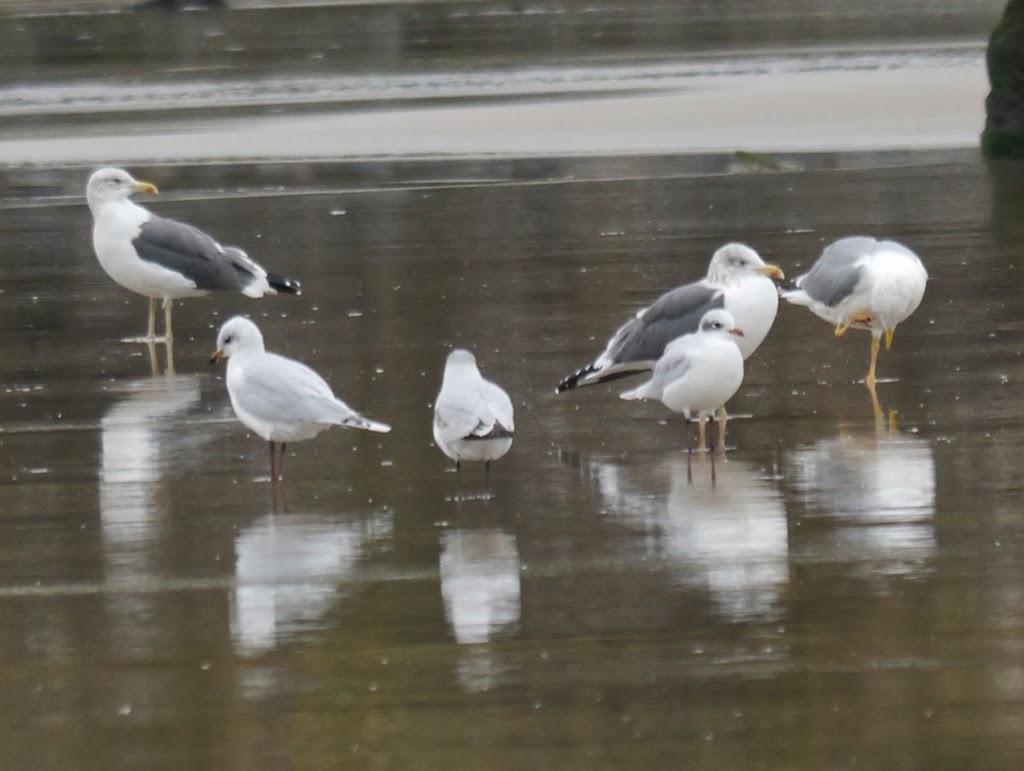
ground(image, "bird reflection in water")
xmin=231 ymin=513 xmax=392 ymax=656
xmin=787 ymin=425 xmax=936 ymax=579
xmin=99 ymin=376 xmax=203 ymax=656
xmin=590 ymin=456 xmax=789 ymax=622
xmin=100 ymin=376 xmax=202 ymax=567
xmin=439 ymin=529 xmax=521 ymax=692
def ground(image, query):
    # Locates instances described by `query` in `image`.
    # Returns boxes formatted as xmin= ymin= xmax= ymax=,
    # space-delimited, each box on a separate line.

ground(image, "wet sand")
xmin=0 ymin=59 xmax=988 ymax=164
xmin=3 ymin=148 xmax=1024 ymax=770
xmin=3 ymin=1 xmax=1024 ymax=770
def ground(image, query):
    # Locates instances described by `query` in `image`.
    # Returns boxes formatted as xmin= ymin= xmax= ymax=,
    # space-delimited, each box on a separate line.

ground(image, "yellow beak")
xmin=758 ymin=264 xmax=785 ymax=280
xmin=209 ymin=349 xmax=225 ymax=365
xmin=133 ymin=180 xmax=159 ymax=195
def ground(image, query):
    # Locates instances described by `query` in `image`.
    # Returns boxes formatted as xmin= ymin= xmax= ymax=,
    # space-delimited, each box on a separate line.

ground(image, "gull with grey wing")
xmin=782 ymin=236 xmax=927 ymax=413
xmin=210 ymin=316 xmax=390 ymax=494
xmin=434 ymin=350 xmax=515 ymax=472
xmin=86 ymin=167 xmax=300 ymax=371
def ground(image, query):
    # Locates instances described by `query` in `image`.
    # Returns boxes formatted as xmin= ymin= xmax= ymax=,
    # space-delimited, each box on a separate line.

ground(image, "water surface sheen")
xmin=0 ymin=151 xmax=1023 ymax=769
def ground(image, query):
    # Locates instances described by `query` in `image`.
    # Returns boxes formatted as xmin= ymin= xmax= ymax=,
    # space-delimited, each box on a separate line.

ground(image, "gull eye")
xmin=225 ymin=335 xmax=234 ymax=344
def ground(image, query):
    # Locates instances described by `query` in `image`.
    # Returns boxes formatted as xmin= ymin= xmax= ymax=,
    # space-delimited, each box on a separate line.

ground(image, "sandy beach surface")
xmin=0 ymin=53 xmax=989 ymax=165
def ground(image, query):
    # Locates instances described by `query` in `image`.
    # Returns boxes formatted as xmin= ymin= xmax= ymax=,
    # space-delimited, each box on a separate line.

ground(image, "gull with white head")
xmin=87 ymin=167 xmax=301 ymax=371
xmin=210 ymin=316 xmax=390 ymax=491
xmin=433 ymin=349 xmax=515 ymax=472
xmin=556 ymin=242 xmax=781 ymax=393
xmin=620 ymin=308 xmax=746 ymax=452
xmin=781 ymin=236 xmax=927 ymax=408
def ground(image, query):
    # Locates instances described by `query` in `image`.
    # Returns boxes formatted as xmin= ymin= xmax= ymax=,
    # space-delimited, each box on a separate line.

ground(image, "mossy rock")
xmin=983 ymin=0 xmax=1024 ymax=158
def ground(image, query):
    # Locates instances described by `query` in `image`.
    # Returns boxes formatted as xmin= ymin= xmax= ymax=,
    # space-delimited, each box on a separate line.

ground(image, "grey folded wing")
xmin=649 ymin=344 xmax=693 ymax=389
xmin=236 ymin=355 xmax=354 ymax=426
xmin=435 ymin=381 xmax=513 ymax=443
xmin=601 ymin=281 xmax=723 ymax=366
xmin=434 ymin=398 xmax=486 ymax=445
xmin=133 ymin=215 xmax=260 ymax=291
xmin=796 ymin=236 xmax=874 ymax=306
xmin=481 ymin=380 xmax=515 ymax=435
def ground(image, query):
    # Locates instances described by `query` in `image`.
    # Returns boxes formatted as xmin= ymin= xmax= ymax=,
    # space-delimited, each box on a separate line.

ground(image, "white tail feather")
xmin=342 ymin=415 xmax=391 ymax=433
xmin=619 ymin=383 xmax=649 ymax=400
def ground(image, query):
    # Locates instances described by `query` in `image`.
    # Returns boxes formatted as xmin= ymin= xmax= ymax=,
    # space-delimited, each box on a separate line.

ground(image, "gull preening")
xmin=620 ymin=308 xmax=746 ymax=452
xmin=87 ymin=167 xmax=301 ymax=370
xmin=556 ymin=243 xmax=782 ymax=393
xmin=782 ymin=236 xmax=927 ymax=403
xmin=433 ymin=349 xmax=515 ymax=471
xmin=210 ymin=316 xmax=390 ymax=490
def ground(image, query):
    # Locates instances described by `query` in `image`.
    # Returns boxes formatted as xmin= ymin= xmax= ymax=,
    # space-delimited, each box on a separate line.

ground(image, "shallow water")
xmin=3 ymin=0 xmax=1024 ymax=768
xmin=2 ymin=151 xmax=1024 ymax=769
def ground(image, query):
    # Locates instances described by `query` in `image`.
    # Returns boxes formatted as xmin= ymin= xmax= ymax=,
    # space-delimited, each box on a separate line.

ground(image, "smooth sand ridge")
xmin=0 ymin=60 xmax=987 ymax=164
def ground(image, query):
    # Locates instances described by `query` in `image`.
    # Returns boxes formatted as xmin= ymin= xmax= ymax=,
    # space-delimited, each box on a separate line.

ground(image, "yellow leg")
xmin=163 ymin=298 xmax=175 ymax=376
xmin=866 ymin=336 xmax=880 ymax=388
xmin=147 ymin=297 xmax=158 ymax=341
xmin=884 ymin=328 xmax=895 ymax=350
xmin=716 ymin=405 xmax=728 ymax=452
xmin=834 ymin=322 xmax=850 ymax=337
xmin=146 ymin=339 xmax=159 ymax=378
xmin=697 ymin=417 xmax=707 ymax=453
xmin=868 ymin=377 xmax=883 ymax=424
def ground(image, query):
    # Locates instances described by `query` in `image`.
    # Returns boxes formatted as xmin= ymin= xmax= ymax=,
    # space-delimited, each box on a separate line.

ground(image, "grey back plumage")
xmin=606 ymin=282 xmax=724 ymax=365
xmin=133 ymin=215 xmax=255 ymax=291
xmin=235 ymin=352 xmax=388 ymax=432
xmin=796 ymin=236 xmax=877 ymax=307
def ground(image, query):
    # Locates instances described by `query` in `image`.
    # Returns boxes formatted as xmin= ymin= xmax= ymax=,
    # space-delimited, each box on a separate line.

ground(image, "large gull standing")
xmin=556 ymin=243 xmax=782 ymax=393
xmin=781 ymin=236 xmax=927 ymax=400
xmin=620 ymin=308 xmax=746 ymax=452
xmin=86 ymin=167 xmax=301 ymax=369
xmin=210 ymin=316 xmax=390 ymax=496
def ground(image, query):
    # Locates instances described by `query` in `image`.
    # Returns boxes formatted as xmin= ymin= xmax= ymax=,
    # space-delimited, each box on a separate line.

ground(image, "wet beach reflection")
xmin=786 ymin=427 xmax=936 ymax=579
xmin=439 ymin=528 xmax=521 ymax=692
xmin=590 ymin=454 xmax=789 ymax=622
xmin=231 ymin=512 xmax=392 ymax=656
xmin=100 ymin=375 xmax=202 ymax=570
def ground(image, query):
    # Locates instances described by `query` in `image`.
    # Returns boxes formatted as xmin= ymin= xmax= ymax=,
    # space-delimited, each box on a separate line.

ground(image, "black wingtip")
xmin=268 ymin=273 xmax=302 ymax=296
xmin=556 ymin=363 xmax=597 ymax=394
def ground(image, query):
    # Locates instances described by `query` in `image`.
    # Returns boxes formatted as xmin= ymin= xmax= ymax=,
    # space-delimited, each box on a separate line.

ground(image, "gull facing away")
xmin=87 ymin=167 xmax=301 ymax=369
xmin=434 ymin=350 xmax=515 ymax=471
xmin=210 ymin=316 xmax=390 ymax=488
xmin=556 ymin=243 xmax=782 ymax=395
xmin=781 ymin=236 xmax=927 ymax=402
xmin=620 ymin=309 xmax=745 ymax=453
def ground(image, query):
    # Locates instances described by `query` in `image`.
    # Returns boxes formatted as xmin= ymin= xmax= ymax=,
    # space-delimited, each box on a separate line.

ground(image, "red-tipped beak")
xmin=730 ymin=328 xmax=746 ymax=337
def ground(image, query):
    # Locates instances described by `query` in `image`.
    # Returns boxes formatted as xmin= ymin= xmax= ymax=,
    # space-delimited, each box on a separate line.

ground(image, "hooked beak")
xmin=730 ymin=327 xmax=746 ymax=338
xmin=209 ymin=349 xmax=225 ymax=365
xmin=132 ymin=180 xmax=159 ymax=195
xmin=758 ymin=264 xmax=785 ymax=281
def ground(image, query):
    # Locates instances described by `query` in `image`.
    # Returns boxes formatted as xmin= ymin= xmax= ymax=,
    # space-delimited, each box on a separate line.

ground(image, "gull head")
xmin=210 ymin=316 xmax=264 ymax=364
xmin=698 ymin=308 xmax=745 ymax=338
xmin=86 ymin=167 xmax=158 ymax=209
xmin=444 ymin=348 xmax=481 ymax=379
xmin=705 ymin=242 xmax=784 ymax=285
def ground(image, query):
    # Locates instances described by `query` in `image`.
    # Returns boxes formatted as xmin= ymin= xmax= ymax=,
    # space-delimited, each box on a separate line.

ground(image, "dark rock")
xmin=983 ymin=0 xmax=1024 ymax=158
